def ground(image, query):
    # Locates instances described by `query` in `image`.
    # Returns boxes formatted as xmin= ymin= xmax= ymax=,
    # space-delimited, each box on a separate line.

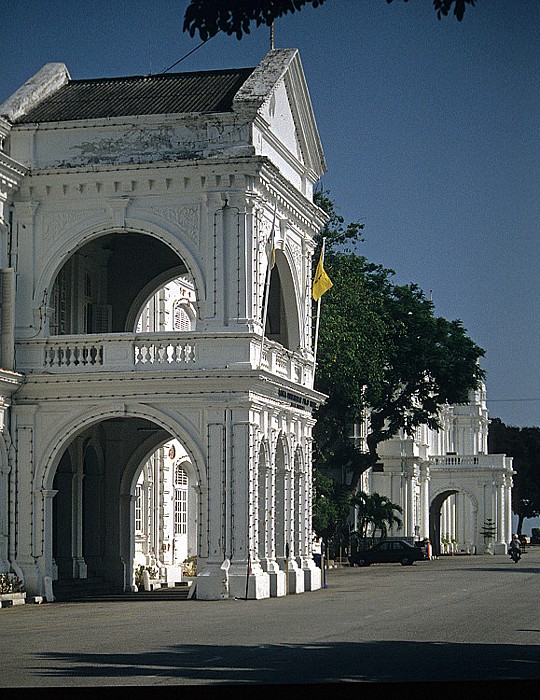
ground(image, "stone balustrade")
xmin=430 ymin=454 xmax=510 ymax=468
xmin=15 ymin=333 xmax=314 ymax=387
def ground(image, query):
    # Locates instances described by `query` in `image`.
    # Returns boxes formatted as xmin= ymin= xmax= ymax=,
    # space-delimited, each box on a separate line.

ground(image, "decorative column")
xmin=420 ymin=463 xmax=430 ymax=540
xmin=196 ymin=414 xmax=228 ymax=600
xmin=228 ymin=414 xmax=269 ymax=600
xmin=504 ymin=472 xmax=513 ymax=545
xmin=73 ymin=439 xmax=87 ymax=579
xmin=0 ymin=459 xmax=10 ymax=571
xmin=12 ymin=405 xmax=41 ymax=593
xmin=300 ymin=431 xmax=321 ymax=592
xmin=265 ymin=425 xmax=286 ymax=598
xmin=284 ymin=435 xmax=304 ymax=595
xmin=494 ymin=478 xmax=507 ymax=554
xmin=41 ymin=489 xmax=58 ymax=591
xmin=407 ymin=471 xmax=416 ymax=538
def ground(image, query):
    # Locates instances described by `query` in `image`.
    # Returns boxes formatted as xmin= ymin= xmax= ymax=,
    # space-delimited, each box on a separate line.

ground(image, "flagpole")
xmin=313 ymin=296 xmax=322 ymax=363
xmin=259 ymin=201 xmax=277 ymax=368
xmin=313 ymin=237 xmax=326 ymax=365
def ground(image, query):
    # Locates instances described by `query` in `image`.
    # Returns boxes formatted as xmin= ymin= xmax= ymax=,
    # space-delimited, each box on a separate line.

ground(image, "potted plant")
xmin=441 ymin=534 xmax=450 ymax=554
xmin=479 ymin=518 xmax=496 ymax=554
xmin=0 ymin=573 xmax=26 ymax=607
xmin=182 ymin=555 xmax=197 ymax=577
xmin=134 ymin=565 xmax=158 ymax=591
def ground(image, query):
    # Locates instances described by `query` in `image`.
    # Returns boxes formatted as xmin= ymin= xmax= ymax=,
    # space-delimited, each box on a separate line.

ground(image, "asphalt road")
xmin=1 ymin=549 xmax=539 ymax=689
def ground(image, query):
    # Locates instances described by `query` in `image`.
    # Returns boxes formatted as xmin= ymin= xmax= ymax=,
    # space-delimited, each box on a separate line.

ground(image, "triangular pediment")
xmin=234 ymin=49 xmax=326 ymax=182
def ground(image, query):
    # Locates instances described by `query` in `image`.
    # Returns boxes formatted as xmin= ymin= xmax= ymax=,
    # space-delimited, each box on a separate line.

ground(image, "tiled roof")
xmin=15 ymin=67 xmax=255 ymax=123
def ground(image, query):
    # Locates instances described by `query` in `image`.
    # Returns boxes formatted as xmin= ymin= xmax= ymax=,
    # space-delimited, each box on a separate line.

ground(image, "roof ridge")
xmin=14 ymin=66 xmax=257 ymax=123
xmin=67 ymin=66 xmax=256 ymax=85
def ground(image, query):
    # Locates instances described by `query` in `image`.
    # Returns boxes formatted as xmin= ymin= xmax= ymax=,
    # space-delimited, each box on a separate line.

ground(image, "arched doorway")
xmin=49 ymin=413 xmax=204 ymax=595
xmin=131 ymin=438 xmax=199 ymax=587
xmin=429 ymin=489 xmax=477 ymax=556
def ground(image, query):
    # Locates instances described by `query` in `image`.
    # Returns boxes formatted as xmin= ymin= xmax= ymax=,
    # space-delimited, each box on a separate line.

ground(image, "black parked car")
xmin=348 ymin=540 xmax=427 ymax=567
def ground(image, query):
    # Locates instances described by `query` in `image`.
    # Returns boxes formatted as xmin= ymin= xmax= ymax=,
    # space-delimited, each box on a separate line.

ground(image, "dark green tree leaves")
xmin=183 ymin=0 xmax=476 ymax=41
xmin=488 ymin=419 xmax=540 ymax=534
xmin=183 ymin=0 xmax=326 ymax=41
xmin=313 ymin=192 xmax=485 ymax=493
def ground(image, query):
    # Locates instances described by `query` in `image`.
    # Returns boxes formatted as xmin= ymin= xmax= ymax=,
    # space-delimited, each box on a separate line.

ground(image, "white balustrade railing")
xmin=430 ymin=454 xmax=510 ymax=469
xmin=44 ymin=341 xmax=103 ymax=368
xmin=15 ymin=333 xmax=315 ymax=387
xmin=133 ymin=338 xmax=196 ymax=366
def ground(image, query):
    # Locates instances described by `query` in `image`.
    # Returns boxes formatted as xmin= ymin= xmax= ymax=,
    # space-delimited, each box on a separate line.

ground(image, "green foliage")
xmin=313 ymin=189 xmax=365 ymax=256
xmin=387 ymin=0 xmax=476 ymax=22
xmin=352 ymin=491 xmax=403 ymax=541
xmin=183 ymin=555 xmax=198 ymax=576
xmin=488 ymin=419 xmax=540 ymax=534
xmin=184 ymin=0 xmax=326 ymax=40
xmin=0 ymin=573 xmax=24 ymax=594
xmin=312 ymin=193 xmax=485 ymax=492
xmin=134 ymin=565 xmax=158 ymax=588
xmin=183 ymin=0 xmax=476 ymax=41
xmin=312 ymin=469 xmax=351 ymax=542
xmin=479 ymin=518 xmax=496 ymax=541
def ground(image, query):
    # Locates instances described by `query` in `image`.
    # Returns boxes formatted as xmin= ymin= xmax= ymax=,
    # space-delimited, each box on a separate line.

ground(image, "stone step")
xmin=52 ymin=577 xmax=194 ymax=602
xmin=52 ymin=577 xmax=122 ymax=601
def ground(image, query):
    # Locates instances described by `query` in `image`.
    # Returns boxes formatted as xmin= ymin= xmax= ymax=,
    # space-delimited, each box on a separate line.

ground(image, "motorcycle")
xmin=509 ymin=546 xmax=521 ymax=563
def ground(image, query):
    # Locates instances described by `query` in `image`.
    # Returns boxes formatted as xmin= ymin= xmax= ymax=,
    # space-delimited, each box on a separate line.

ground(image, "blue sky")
xmin=1 ymin=0 xmax=538 ymax=427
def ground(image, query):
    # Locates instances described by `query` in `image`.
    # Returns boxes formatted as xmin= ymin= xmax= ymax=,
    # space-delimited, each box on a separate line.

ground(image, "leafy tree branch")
xmin=183 ymin=0 xmax=477 ymax=41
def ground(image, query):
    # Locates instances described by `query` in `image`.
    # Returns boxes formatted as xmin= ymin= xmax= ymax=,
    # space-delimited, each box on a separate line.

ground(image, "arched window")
xmin=135 ymin=485 xmax=143 ymax=532
xmin=174 ymin=464 xmax=188 ymax=535
xmin=174 ymin=303 xmax=192 ymax=331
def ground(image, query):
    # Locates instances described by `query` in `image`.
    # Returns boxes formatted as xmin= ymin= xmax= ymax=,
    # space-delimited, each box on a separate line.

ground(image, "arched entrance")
xmin=49 ymin=413 xmax=204 ymax=595
xmin=130 ymin=438 xmax=200 ymax=587
xmin=429 ymin=488 xmax=477 ymax=556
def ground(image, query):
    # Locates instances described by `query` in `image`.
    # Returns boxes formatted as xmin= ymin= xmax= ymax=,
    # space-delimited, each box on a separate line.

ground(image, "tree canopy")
xmin=488 ymin=419 xmax=540 ymax=535
xmin=312 ymin=191 xmax=485 ymax=493
xmin=183 ymin=0 xmax=477 ymax=40
xmin=352 ymin=491 xmax=403 ymax=541
xmin=311 ymin=469 xmax=351 ymax=543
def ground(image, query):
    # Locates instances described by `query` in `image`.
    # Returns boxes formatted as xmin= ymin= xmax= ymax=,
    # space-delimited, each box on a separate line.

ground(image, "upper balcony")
xmin=15 ymin=332 xmax=315 ymax=389
xmin=430 ymin=453 xmax=513 ymax=471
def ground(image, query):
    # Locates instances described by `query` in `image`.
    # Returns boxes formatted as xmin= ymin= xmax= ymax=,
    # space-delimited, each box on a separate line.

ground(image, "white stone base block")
xmin=44 ymin=576 xmax=54 ymax=602
xmin=0 ymin=592 xmax=26 ymax=607
xmin=195 ymin=562 xmax=230 ymax=600
xmin=268 ymin=569 xmax=287 ymax=597
xmin=228 ymin=569 xmax=270 ymax=600
xmin=164 ymin=565 xmax=183 ymax=585
xmin=303 ymin=561 xmax=322 ymax=591
xmin=286 ymin=563 xmax=305 ymax=594
xmin=494 ymin=542 xmax=508 ymax=555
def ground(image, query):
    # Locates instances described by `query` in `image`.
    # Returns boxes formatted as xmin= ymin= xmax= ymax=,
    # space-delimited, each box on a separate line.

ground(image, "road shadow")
xmin=30 ymin=640 xmax=540 ymax=685
xmin=454 ymin=567 xmax=539 ymax=575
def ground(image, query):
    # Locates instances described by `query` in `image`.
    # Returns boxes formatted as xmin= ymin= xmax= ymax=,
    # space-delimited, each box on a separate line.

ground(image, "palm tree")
xmin=351 ymin=491 xmax=403 ymax=544
xmin=370 ymin=493 xmax=403 ymax=539
xmin=350 ymin=491 xmax=371 ymax=540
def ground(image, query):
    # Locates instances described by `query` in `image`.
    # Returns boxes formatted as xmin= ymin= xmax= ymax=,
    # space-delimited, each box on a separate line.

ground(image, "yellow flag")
xmin=312 ymin=251 xmax=332 ymax=301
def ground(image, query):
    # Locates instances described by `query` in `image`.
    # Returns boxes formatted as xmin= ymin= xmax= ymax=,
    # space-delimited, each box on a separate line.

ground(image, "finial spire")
xmin=270 ymin=22 xmax=275 ymax=50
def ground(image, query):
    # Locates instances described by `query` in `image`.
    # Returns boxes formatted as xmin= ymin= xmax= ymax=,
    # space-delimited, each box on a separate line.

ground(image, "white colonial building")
xmin=361 ymin=384 xmax=514 ymax=555
xmin=0 ymin=49 xmax=328 ymax=600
